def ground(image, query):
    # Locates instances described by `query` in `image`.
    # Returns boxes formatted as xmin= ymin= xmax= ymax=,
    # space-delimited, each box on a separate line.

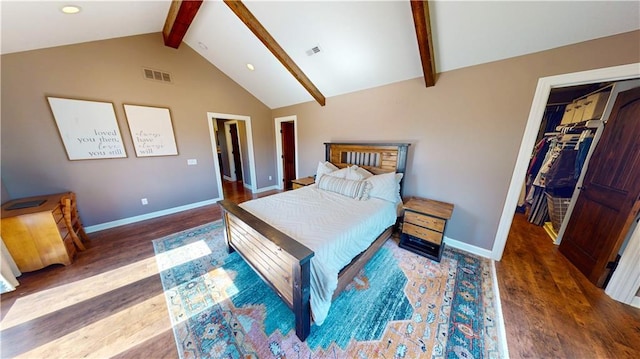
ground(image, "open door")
xmin=281 ymin=121 xmax=296 ymax=190
xmin=559 ymin=87 xmax=640 ymax=287
xmin=229 ymin=123 xmax=243 ymax=182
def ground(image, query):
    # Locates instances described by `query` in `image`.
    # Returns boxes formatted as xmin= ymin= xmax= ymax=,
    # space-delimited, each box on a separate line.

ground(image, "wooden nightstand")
xmin=399 ymin=197 xmax=454 ymax=262
xmin=291 ymin=176 xmax=315 ymax=189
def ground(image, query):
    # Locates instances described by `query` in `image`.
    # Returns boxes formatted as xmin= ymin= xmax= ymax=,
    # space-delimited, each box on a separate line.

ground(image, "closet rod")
xmin=556 ymin=119 xmax=602 ymax=132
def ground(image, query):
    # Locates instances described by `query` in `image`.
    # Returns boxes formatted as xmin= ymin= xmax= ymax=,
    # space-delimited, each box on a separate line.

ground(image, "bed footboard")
xmin=218 ymin=200 xmax=315 ymax=341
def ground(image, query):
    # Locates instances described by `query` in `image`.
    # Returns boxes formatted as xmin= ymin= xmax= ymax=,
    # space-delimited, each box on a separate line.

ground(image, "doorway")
xmin=493 ymin=63 xmax=640 ymax=304
xmin=494 ymin=63 xmax=640 ymax=259
xmin=206 ymin=112 xmax=258 ymax=201
xmin=225 ymin=121 xmax=244 ymax=183
xmin=281 ymin=121 xmax=295 ymax=190
xmin=518 ymin=81 xmax=639 ymax=285
xmin=275 ymin=115 xmax=299 ymax=190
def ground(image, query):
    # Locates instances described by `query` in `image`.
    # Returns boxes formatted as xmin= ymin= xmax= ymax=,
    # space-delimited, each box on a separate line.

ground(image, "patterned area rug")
xmin=152 ymin=221 xmax=505 ymax=358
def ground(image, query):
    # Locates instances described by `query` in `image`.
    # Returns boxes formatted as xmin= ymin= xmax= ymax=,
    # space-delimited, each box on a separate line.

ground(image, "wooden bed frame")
xmin=218 ymin=142 xmax=409 ymax=341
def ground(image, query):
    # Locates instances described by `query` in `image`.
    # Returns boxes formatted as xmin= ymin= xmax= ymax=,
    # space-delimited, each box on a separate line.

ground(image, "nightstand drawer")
xmin=402 ymin=222 xmax=443 ymax=244
xmin=404 ymin=211 xmax=445 ymax=232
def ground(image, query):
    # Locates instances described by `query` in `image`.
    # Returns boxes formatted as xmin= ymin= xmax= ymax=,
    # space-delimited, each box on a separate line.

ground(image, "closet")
xmin=521 ymin=78 xmax=640 ymax=288
xmin=524 ymin=83 xmax=612 ymax=241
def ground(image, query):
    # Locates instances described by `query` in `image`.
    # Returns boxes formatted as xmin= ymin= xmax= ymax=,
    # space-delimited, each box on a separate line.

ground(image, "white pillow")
xmin=316 ymin=161 xmax=339 ymax=179
xmin=394 ymin=173 xmax=404 ymax=204
xmin=346 ymin=165 xmax=373 ymax=181
xmin=366 ymin=171 xmax=403 ymax=203
xmin=317 ymin=175 xmax=371 ymax=200
xmin=326 ymin=167 xmax=349 ymax=179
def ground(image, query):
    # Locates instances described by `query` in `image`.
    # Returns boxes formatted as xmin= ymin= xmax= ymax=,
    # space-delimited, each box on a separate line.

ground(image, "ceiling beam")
xmin=223 ymin=0 xmax=326 ymax=106
xmin=410 ymin=0 xmax=437 ymax=87
xmin=163 ymin=0 xmax=204 ymax=49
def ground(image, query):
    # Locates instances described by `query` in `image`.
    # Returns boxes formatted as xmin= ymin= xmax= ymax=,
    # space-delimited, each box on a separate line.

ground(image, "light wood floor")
xmin=1 ymin=182 xmax=639 ymax=358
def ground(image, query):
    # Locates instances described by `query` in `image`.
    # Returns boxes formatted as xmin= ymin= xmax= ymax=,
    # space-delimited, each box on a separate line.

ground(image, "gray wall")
xmin=1 ymin=33 xmax=274 ymax=226
xmin=273 ymin=30 xmax=640 ymax=250
xmin=1 ymin=178 xmax=10 ymax=204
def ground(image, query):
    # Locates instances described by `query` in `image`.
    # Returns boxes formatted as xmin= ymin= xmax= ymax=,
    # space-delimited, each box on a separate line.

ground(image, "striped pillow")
xmin=317 ymin=175 xmax=371 ymax=200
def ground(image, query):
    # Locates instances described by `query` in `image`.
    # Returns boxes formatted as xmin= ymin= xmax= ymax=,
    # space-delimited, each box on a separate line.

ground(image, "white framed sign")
xmin=47 ymin=97 xmax=127 ymax=160
xmin=123 ymin=104 xmax=178 ymax=157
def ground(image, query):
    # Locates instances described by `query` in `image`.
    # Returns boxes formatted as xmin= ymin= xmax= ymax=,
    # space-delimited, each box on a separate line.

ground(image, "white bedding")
xmin=239 ymin=184 xmax=397 ymax=325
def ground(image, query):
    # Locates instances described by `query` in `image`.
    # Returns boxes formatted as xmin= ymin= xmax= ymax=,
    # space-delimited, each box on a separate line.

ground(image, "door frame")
xmin=207 ymin=112 xmax=258 ymax=195
xmin=493 ymin=63 xmax=640 ymax=261
xmin=605 ymin=220 xmax=640 ymax=308
xmin=224 ymin=121 xmax=244 ymax=183
xmin=274 ymin=115 xmax=299 ymax=190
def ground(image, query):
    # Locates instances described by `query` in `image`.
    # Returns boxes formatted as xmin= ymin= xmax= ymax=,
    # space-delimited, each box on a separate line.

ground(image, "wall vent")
xmin=142 ymin=67 xmax=173 ymax=84
xmin=305 ymin=46 xmax=321 ymax=56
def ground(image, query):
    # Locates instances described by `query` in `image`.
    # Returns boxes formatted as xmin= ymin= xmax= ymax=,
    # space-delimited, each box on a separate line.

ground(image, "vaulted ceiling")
xmin=1 ymin=1 xmax=639 ymax=109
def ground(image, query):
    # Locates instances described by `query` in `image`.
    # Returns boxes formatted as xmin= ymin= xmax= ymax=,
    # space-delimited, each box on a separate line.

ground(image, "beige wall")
xmin=1 ymin=33 xmax=274 ymax=226
xmin=273 ymin=30 xmax=640 ymax=250
xmin=2 ymin=30 xmax=638 ymax=250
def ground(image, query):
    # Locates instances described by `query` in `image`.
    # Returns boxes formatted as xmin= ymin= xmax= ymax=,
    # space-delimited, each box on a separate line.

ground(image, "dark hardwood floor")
xmin=0 ymin=180 xmax=275 ymax=358
xmin=497 ymin=213 xmax=640 ymax=358
xmin=1 ymin=181 xmax=639 ymax=358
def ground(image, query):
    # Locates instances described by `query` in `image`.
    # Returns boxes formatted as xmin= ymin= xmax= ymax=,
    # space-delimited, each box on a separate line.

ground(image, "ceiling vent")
xmin=142 ymin=67 xmax=173 ymax=84
xmin=305 ymin=46 xmax=321 ymax=56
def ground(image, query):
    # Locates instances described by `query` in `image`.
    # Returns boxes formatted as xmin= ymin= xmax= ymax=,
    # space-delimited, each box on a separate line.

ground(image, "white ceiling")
xmin=2 ymin=1 xmax=639 ymax=109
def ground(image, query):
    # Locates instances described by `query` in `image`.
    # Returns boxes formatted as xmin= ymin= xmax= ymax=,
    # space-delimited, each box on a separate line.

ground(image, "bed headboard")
xmin=324 ymin=142 xmax=410 ymax=195
xmin=324 ymin=142 xmax=410 ymax=174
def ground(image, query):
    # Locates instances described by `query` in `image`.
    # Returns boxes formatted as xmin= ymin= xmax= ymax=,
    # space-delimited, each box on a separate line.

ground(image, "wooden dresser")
xmin=1 ymin=192 xmax=77 ymax=272
xmin=400 ymin=197 xmax=454 ymax=262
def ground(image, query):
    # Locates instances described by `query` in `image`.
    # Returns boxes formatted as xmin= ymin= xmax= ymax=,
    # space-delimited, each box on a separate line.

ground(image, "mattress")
xmin=239 ymin=184 xmax=397 ymax=325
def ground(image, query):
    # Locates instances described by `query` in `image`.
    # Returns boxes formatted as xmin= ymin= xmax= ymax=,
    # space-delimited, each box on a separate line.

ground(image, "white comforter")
xmin=239 ymin=184 xmax=397 ymax=325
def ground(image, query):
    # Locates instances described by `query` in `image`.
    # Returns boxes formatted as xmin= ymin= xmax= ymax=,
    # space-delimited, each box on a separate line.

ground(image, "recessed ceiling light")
xmin=61 ymin=5 xmax=81 ymax=14
xmin=246 ymin=63 xmax=255 ymax=71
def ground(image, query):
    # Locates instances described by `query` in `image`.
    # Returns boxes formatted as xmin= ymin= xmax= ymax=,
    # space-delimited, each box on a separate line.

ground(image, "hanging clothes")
xmin=528 ymin=185 xmax=549 ymax=225
xmin=527 ymin=138 xmax=551 ymax=185
xmin=545 ymin=149 xmax=578 ymax=197
xmin=525 ymin=137 xmax=559 ymax=226
xmin=542 ymin=128 xmax=595 ymax=231
xmin=533 ymin=144 xmax=561 ymax=188
xmin=575 ymin=136 xmax=594 ymax=179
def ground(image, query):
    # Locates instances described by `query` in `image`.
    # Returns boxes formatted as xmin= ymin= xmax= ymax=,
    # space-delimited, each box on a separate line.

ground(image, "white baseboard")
xmin=445 ymin=236 xmax=494 ymax=259
xmin=631 ymin=296 xmax=640 ymax=309
xmin=491 ymin=260 xmax=510 ymax=359
xmin=84 ymin=198 xmax=221 ymax=233
xmin=254 ymin=185 xmax=279 ymax=193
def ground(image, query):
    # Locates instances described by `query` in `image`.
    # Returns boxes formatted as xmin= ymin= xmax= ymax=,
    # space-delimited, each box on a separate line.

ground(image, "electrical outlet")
xmin=187 ymin=159 xmax=197 ymax=165
xmin=141 ymin=198 xmax=148 ymax=205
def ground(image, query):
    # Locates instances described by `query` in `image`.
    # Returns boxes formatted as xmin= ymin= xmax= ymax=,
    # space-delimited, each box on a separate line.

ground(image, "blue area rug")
xmin=153 ymin=221 xmax=504 ymax=358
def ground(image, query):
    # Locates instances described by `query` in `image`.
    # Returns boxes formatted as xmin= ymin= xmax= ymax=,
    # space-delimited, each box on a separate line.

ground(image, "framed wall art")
xmin=123 ymin=104 xmax=178 ymax=157
xmin=46 ymin=96 xmax=127 ymax=160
